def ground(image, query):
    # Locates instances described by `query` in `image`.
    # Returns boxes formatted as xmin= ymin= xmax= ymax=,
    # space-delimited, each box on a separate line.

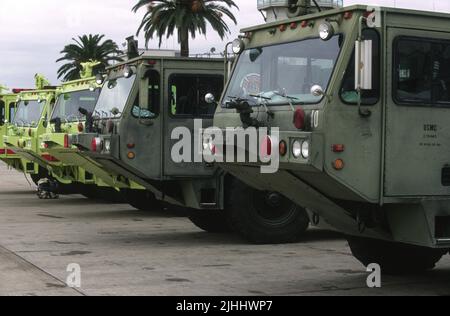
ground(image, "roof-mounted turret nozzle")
xmin=34 ymin=74 xmax=51 ymax=90
xmin=0 ymin=84 xmax=9 ymax=94
xmin=80 ymin=60 xmax=102 ymax=79
xmin=257 ymin=0 xmax=343 ymax=23
xmin=126 ymin=36 xmax=140 ymax=60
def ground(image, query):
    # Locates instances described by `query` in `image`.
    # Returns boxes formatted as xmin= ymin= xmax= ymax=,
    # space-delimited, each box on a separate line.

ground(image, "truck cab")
xmin=0 ymin=89 xmax=20 ymax=165
xmin=4 ymin=79 xmax=57 ymax=182
xmin=0 ymin=88 xmax=36 ymax=176
xmin=210 ymin=2 xmax=450 ymax=271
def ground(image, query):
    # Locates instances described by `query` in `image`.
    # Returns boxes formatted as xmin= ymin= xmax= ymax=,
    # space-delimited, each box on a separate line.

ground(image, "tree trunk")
xmin=180 ymin=28 xmax=189 ymax=57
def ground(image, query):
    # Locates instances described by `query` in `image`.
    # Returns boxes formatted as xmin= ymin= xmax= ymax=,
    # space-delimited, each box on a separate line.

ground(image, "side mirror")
xmin=95 ymin=74 xmax=104 ymax=85
xmin=205 ymin=93 xmax=216 ymax=105
xmin=310 ymin=85 xmax=324 ymax=97
xmin=355 ymin=39 xmax=373 ymax=91
xmin=110 ymin=107 xmax=120 ymax=116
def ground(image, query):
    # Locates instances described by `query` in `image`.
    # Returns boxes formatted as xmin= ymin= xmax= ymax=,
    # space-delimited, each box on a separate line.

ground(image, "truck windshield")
xmin=223 ymin=36 xmax=342 ymax=106
xmin=94 ymin=75 xmax=136 ymax=118
xmin=12 ymin=100 xmax=45 ymax=127
xmin=51 ymin=89 xmax=100 ymax=122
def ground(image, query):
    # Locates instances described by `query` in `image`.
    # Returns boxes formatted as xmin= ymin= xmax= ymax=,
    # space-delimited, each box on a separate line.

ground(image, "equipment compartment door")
xmin=384 ymin=28 xmax=450 ymax=197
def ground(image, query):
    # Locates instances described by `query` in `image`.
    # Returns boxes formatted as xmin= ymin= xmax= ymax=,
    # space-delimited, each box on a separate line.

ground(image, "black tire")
xmin=189 ymin=211 xmax=233 ymax=233
xmin=30 ymin=167 xmax=49 ymax=186
xmin=121 ymin=189 xmax=161 ymax=211
xmin=226 ymin=178 xmax=310 ymax=244
xmin=347 ymin=236 xmax=447 ymax=275
xmin=30 ymin=174 xmax=41 ymax=186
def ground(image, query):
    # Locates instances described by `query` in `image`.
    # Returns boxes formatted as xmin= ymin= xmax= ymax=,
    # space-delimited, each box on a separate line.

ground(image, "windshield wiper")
xmin=251 ymin=91 xmax=303 ymax=112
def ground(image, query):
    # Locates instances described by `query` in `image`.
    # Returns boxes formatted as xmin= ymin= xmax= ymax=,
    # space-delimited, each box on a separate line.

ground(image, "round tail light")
xmin=260 ymin=136 xmax=272 ymax=158
xmin=91 ymin=138 xmax=102 ymax=152
xmin=64 ymin=134 xmax=70 ymax=148
xmin=279 ymin=140 xmax=287 ymax=157
xmin=293 ymin=108 xmax=305 ymax=130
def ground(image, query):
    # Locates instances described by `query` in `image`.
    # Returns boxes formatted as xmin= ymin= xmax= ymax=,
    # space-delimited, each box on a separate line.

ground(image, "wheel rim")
xmin=251 ymin=190 xmax=299 ymax=226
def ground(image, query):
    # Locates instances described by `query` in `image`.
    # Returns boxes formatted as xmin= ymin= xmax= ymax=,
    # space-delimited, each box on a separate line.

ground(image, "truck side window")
xmin=340 ymin=29 xmax=380 ymax=105
xmin=132 ymin=70 xmax=160 ymax=119
xmin=394 ymin=37 xmax=450 ymax=106
xmin=0 ymin=100 xmax=5 ymax=125
xmin=8 ymin=102 xmax=16 ymax=122
xmin=169 ymin=74 xmax=224 ymax=118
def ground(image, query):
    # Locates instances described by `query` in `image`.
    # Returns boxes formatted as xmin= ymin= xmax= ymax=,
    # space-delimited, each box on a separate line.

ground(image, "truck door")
xmin=385 ymin=29 xmax=450 ymax=196
xmin=120 ymin=69 xmax=162 ymax=179
xmin=163 ymin=70 xmax=223 ymax=177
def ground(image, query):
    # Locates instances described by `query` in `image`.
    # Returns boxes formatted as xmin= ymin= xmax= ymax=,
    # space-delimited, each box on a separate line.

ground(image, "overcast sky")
xmin=0 ymin=0 xmax=449 ymax=88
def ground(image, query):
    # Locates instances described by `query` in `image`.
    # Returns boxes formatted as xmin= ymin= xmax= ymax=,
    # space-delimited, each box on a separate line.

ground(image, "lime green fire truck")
xmin=3 ymin=76 xmax=56 ymax=183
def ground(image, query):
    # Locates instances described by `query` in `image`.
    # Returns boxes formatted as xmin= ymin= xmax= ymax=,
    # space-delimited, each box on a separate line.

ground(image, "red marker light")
xmin=332 ymin=144 xmax=345 ymax=153
xmin=293 ymin=108 xmax=306 ymax=130
xmin=344 ymin=11 xmax=353 ymax=20
xmin=42 ymin=154 xmax=59 ymax=162
xmin=279 ymin=140 xmax=287 ymax=157
xmin=301 ymin=20 xmax=309 ymax=28
xmin=290 ymin=22 xmax=298 ymax=29
xmin=91 ymin=138 xmax=102 ymax=152
xmin=64 ymin=134 xmax=70 ymax=148
xmin=279 ymin=24 xmax=287 ymax=32
xmin=77 ymin=123 xmax=84 ymax=132
xmin=12 ymin=89 xmax=32 ymax=94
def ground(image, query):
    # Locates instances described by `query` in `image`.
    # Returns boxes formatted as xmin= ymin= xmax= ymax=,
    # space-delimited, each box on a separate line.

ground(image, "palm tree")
xmin=132 ymin=0 xmax=238 ymax=57
xmin=56 ymin=34 xmax=122 ymax=81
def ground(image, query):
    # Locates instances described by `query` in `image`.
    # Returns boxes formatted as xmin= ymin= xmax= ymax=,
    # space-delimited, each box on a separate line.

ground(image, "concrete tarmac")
xmin=0 ymin=165 xmax=449 ymax=296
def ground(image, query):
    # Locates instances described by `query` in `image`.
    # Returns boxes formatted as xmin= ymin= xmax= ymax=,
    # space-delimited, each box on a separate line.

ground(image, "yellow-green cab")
xmin=0 ymin=87 xmax=20 ymax=166
xmin=3 ymin=75 xmax=57 ymax=184
xmin=41 ymin=62 xmax=143 ymax=200
xmin=39 ymin=77 xmax=101 ymax=189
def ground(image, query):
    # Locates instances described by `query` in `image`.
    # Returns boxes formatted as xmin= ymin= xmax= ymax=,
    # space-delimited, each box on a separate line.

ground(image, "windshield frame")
xmin=12 ymin=99 xmax=46 ymax=128
xmin=51 ymin=88 xmax=101 ymax=123
xmin=93 ymin=74 xmax=137 ymax=120
xmin=221 ymin=35 xmax=344 ymax=108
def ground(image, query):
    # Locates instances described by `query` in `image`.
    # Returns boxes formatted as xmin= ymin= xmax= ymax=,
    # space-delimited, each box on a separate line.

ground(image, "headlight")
xmin=95 ymin=74 xmax=104 ymax=85
xmin=319 ymin=22 xmax=334 ymax=41
xmin=292 ymin=140 xmax=302 ymax=158
xmin=301 ymin=141 xmax=310 ymax=159
xmin=104 ymin=139 xmax=111 ymax=153
xmin=232 ymin=38 xmax=245 ymax=54
xmin=124 ymin=66 xmax=133 ymax=78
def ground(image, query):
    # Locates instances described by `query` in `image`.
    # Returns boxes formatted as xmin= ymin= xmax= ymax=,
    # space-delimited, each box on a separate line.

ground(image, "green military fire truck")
xmin=208 ymin=0 xmax=450 ymax=272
